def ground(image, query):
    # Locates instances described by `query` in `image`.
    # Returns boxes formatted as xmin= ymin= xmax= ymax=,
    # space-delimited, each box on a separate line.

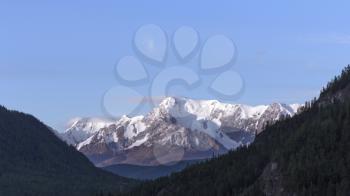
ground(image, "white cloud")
xmin=65 ymin=117 xmax=82 ymax=128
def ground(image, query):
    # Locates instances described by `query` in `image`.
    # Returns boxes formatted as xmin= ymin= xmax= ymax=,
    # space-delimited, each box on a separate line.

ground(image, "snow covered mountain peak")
xmin=70 ymin=117 xmax=112 ymax=128
xmin=154 ymin=97 xmax=297 ymax=122
xmin=60 ymin=117 xmax=115 ymax=145
xmin=59 ymin=97 xmax=302 ymax=166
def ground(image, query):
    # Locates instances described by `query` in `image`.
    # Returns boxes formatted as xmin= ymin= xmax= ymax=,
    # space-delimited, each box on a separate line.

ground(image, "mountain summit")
xmin=60 ymin=97 xmax=301 ymax=166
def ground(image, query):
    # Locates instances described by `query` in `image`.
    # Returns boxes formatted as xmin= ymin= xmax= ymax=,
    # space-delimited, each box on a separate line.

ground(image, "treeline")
xmin=320 ymin=64 xmax=350 ymax=97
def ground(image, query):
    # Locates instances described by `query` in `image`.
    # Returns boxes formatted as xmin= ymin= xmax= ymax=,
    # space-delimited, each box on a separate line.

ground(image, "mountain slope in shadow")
xmin=0 ymin=106 xmax=136 ymax=196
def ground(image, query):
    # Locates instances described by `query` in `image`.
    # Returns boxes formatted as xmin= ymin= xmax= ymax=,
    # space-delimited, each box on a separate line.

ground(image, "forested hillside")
xmin=0 ymin=107 xmax=136 ymax=196
xmin=118 ymin=65 xmax=350 ymax=196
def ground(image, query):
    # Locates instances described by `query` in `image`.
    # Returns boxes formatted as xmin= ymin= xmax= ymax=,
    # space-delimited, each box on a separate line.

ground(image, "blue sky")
xmin=1 ymin=0 xmax=350 ymax=131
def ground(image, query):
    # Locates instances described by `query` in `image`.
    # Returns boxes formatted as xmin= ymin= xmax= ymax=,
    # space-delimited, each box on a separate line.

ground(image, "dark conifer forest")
xmin=0 ymin=107 xmax=136 ymax=196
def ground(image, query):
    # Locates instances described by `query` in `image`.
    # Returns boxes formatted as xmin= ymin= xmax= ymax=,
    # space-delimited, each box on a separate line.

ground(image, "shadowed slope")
xmin=0 ymin=106 xmax=136 ymax=196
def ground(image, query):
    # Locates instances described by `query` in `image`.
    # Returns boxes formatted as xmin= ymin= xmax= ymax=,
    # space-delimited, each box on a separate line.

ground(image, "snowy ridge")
xmin=60 ymin=117 xmax=115 ymax=145
xmin=59 ymin=97 xmax=302 ymax=166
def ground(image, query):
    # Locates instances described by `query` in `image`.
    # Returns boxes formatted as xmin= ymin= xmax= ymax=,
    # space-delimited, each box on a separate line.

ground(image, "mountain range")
xmin=59 ymin=97 xmax=301 ymax=167
xmin=1 ymin=65 xmax=350 ymax=196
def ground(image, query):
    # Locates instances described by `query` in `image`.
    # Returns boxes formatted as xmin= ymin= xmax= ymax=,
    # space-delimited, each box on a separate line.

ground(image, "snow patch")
xmin=127 ymin=134 xmax=149 ymax=149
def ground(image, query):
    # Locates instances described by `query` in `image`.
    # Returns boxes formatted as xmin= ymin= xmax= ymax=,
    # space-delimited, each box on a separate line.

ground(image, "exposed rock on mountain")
xmin=60 ymin=97 xmax=301 ymax=166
